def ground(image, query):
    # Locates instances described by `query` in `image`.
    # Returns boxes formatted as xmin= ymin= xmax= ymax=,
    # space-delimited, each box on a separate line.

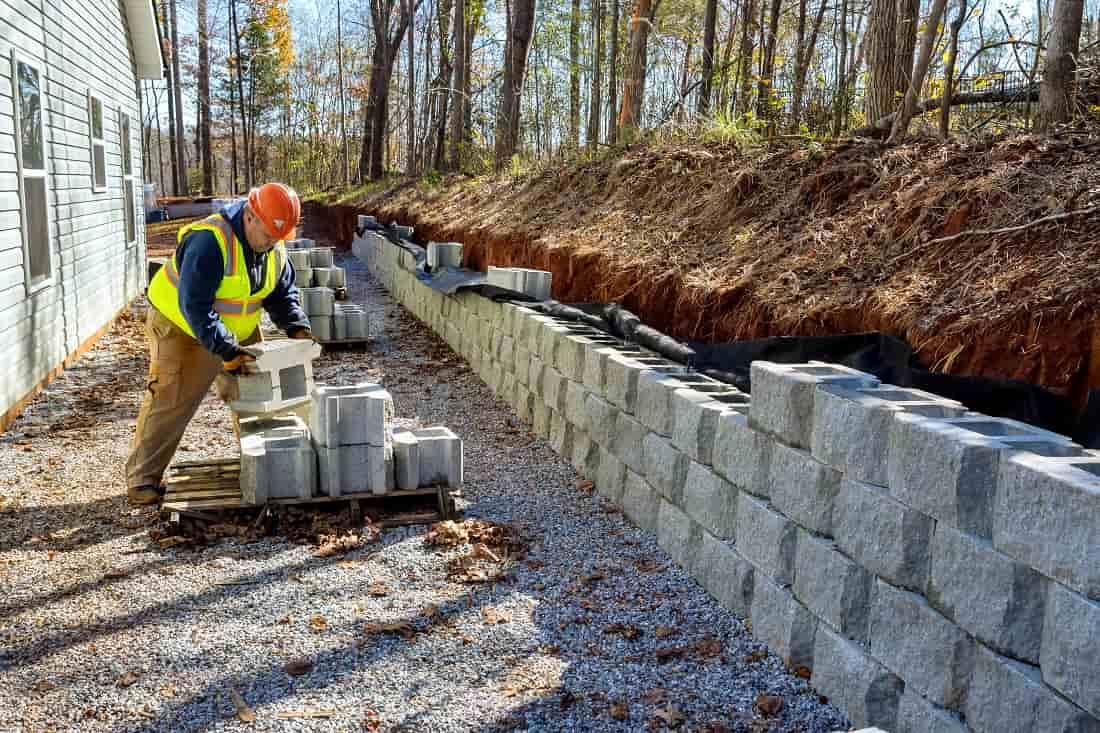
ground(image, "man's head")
xmin=242 ymin=182 xmax=301 ymax=253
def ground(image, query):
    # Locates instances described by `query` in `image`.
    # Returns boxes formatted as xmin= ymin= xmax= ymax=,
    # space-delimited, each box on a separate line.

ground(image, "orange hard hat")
xmin=247 ymin=182 xmax=301 ymax=240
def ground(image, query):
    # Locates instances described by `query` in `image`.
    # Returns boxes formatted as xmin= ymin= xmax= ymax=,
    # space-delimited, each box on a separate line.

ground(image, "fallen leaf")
xmin=31 ymin=679 xmax=57 ymax=693
xmin=309 ymin=615 xmax=328 ymax=631
xmin=115 ymin=671 xmax=140 ymax=688
xmin=582 ymin=570 xmax=606 ymax=585
xmin=604 ymin=622 xmax=642 ymax=640
xmin=792 ymin=665 xmax=812 ymax=679
xmin=421 ymin=605 xmax=440 ymax=619
xmin=482 ymin=607 xmax=513 ymax=625
xmin=363 ymin=621 xmax=415 ymax=639
xmin=654 ymin=625 xmax=676 ymax=639
xmin=102 ymin=569 xmax=130 ymax=580
xmin=655 ymin=646 xmax=685 ymax=663
xmin=575 ymin=479 xmax=595 ymax=493
xmin=368 ymin=582 xmax=389 ymax=597
xmin=754 ymin=693 xmax=785 ymax=717
xmin=283 ymin=658 xmax=313 ymax=676
xmin=228 ymin=688 xmax=255 ymax=723
xmin=642 ymin=688 xmax=668 ymax=703
xmin=276 ymin=709 xmax=335 ymax=719
xmin=691 ymin=635 xmax=723 ymax=659
xmin=278 ymin=615 xmax=292 ymax=625
xmin=654 ymin=707 xmax=686 ymax=728
xmin=744 ymin=649 xmax=767 ymax=665
xmin=470 ymin=543 xmax=501 ymax=563
xmin=559 ymin=690 xmax=576 ymax=709
xmin=610 ymin=702 xmax=630 ymax=720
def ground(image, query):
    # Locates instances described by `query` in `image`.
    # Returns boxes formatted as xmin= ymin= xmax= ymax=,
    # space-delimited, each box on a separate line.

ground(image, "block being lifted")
xmin=311 ymin=382 xmax=394 ymax=448
xmin=230 ymin=339 xmax=322 ymax=414
xmin=239 ymin=414 xmax=316 ymax=504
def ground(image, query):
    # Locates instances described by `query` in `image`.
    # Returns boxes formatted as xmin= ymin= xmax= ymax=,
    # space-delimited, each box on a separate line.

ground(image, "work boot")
xmin=127 ymin=484 xmax=161 ymax=506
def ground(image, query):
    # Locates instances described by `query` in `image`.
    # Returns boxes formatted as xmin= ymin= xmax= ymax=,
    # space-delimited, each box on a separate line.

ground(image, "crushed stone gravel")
xmin=0 ymin=252 xmax=850 ymax=733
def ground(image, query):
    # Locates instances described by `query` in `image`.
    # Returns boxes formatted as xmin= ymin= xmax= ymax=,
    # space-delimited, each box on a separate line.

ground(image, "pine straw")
xmin=349 ymin=126 xmax=1100 ymax=396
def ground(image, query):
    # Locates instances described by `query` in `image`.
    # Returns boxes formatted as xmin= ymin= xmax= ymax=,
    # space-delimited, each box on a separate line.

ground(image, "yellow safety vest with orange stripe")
xmin=147 ymin=213 xmax=286 ymax=342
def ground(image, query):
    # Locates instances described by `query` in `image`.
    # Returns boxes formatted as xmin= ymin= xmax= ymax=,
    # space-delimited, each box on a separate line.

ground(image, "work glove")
xmin=223 ymin=345 xmax=264 ymax=375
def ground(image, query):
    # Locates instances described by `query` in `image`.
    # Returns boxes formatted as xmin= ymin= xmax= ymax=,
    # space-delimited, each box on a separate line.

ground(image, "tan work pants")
xmin=125 ymin=307 xmax=260 ymax=489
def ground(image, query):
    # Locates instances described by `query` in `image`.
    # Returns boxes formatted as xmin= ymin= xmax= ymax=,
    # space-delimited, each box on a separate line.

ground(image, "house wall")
xmin=0 ymin=0 xmax=145 ymax=427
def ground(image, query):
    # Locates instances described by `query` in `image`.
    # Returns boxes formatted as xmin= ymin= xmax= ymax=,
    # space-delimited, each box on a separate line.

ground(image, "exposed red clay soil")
xmin=308 ymin=131 xmax=1100 ymax=407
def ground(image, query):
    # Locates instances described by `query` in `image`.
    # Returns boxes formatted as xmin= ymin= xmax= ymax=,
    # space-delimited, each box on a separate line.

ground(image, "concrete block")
xmin=657 ymin=498 xmax=702 ymax=571
xmin=995 ymin=453 xmax=1100 ymax=599
xmin=794 ymin=530 xmax=872 ymax=642
xmin=636 ymin=370 xmax=689 ymax=436
xmin=549 ymin=412 xmax=574 ymax=457
xmin=357 ymin=215 xmax=376 ymax=229
xmin=968 ymin=645 xmax=1100 ymax=733
xmin=294 ymin=266 xmax=314 ymax=287
xmin=230 ymin=339 xmax=322 ymax=413
xmin=642 ymin=433 xmax=688 ymax=503
xmin=713 ymin=411 xmax=772 ymax=497
xmin=1041 ymin=584 xmax=1100 ymax=718
xmin=541 ymin=366 xmax=568 ymax=412
xmin=888 ymin=414 xmax=1083 ymax=539
xmin=612 ymin=412 xmax=648 ymax=474
xmin=311 ymin=316 xmax=334 ymax=343
xmin=532 ymin=403 xmax=552 ymax=439
xmin=672 ymin=388 xmax=750 ymax=465
xmin=585 ymin=394 xmax=619 ymax=447
xmin=522 ymin=314 xmax=554 ymax=355
xmin=927 ymin=523 xmax=1046 ymax=664
xmin=812 ymin=627 xmax=904 ymax=731
xmin=477 ymin=295 xmax=503 ymax=325
xmin=239 ymin=416 xmax=315 ymax=503
xmin=528 ymin=355 xmax=547 ymax=398
xmin=571 ymin=431 xmax=601 ymax=478
xmin=751 ymin=572 xmax=817 ymax=669
xmin=769 ymin=443 xmax=841 ymax=537
xmin=622 ymin=470 xmax=660 ymax=533
xmin=515 ymin=386 xmax=534 ymax=423
xmin=498 ymin=335 xmax=516 ymax=365
xmin=316 ymin=443 xmax=394 ymax=496
xmin=690 ymin=532 xmax=755 ymax=618
xmin=682 ymin=462 xmax=739 ymax=540
xmin=487 ymin=266 xmax=552 ymax=299
xmin=310 ymin=247 xmax=334 ymax=268
xmin=835 ymin=478 xmax=934 ymax=591
xmin=288 ymin=249 xmax=313 ymax=269
xmin=812 ymin=384 xmax=966 ymax=485
xmin=427 ymin=242 xmax=463 ymax=270
xmin=311 ymin=383 xmax=393 ymax=448
xmin=582 ymin=345 xmax=616 ymax=392
xmin=595 ymin=449 xmax=627 ymax=503
xmin=735 ymin=493 xmax=796 ymax=586
xmin=392 ymin=429 xmax=420 ymax=490
xmin=869 ymin=579 xmax=976 ymax=710
xmin=499 ymin=373 xmax=516 ymax=406
xmin=605 ymin=353 xmax=648 ymax=413
xmin=333 ymin=304 xmax=369 ymax=340
xmin=552 ymin=333 xmax=589 ymax=381
xmin=749 ymin=361 xmax=879 ymax=449
xmin=513 ymin=346 xmax=532 ymax=386
xmin=563 ymin=380 xmax=589 ymax=431
xmin=302 ymin=286 xmax=335 ymax=316
xmin=896 ymin=690 xmax=967 ymax=733
xmin=412 ymin=427 xmax=463 ymax=487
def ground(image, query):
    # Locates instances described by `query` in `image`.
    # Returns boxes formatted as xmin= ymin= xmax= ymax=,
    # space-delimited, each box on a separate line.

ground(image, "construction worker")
xmin=125 ymin=183 xmax=313 ymax=506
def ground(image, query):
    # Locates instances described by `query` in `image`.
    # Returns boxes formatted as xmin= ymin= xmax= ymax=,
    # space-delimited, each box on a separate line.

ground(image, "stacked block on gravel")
xmin=240 ymin=414 xmax=316 ymax=504
xmin=311 ymin=383 xmax=394 ymax=495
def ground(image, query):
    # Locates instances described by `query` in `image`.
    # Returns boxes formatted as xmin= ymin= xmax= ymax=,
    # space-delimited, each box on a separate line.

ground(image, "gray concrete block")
xmin=642 ymin=433 xmax=689 ymax=503
xmin=571 ymin=431 xmax=601 ymax=478
xmin=532 ymin=403 xmax=552 ymax=439
xmin=1041 ymin=584 xmax=1100 ymax=718
xmin=769 ymin=443 xmax=841 ymax=537
xmin=749 ymin=361 xmax=879 ymax=449
xmin=231 ymin=339 xmax=322 ymax=413
xmin=622 ymin=470 xmax=660 ymax=533
xmin=812 ymin=384 xmax=966 ymax=485
xmin=239 ymin=416 xmax=315 ymax=503
xmin=835 ymin=478 xmax=934 ymax=591
xmin=498 ymin=335 xmax=516 ymax=364
xmin=967 ymin=644 xmax=1099 ymax=733
xmin=513 ymin=346 xmax=532 ymax=386
xmin=499 ymin=373 xmax=516 ymax=407
xmin=582 ymin=345 xmax=616 ymax=393
xmin=605 ymin=353 xmax=649 ymax=413
xmin=736 ymin=493 xmax=797 ymax=586
xmin=392 ymin=429 xmax=420 ymax=490
xmin=527 ymin=355 xmax=547 ymax=399
xmin=584 ymin=393 xmax=619 ymax=447
xmin=596 ymin=449 xmax=627 ymax=503
xmin=311 ymin=383 xmax=393 ymax=448
xmin=751 ymin=572 xmax=817 ymax=669
xmin=612 ymin=412 xmax=648 ymax=474
xmin=672 ymin=388 xmax=750 ymax=465
xmin=682 ymin=462 xmax=739 ymax=541
xmin=657 ymin=498 xmax=703 ymax=572
xmin=896 ymin=690 xmax=967 ymax=733
xmin=537 ymin=322 xmax=569 ymax=364
xmin=812 ymin=626 xmax=903 ymax=731
xmin=412 ymin=427 xmax=463 ymax=487
xmin=542 ymin=365 xmax=569 ymax=412
xmin=794 ymin=530 xmax=872 ymax=642
xmin=995 ymin=453 xmax=1100 ymax=599
xmin=316 ymin=442 xmax=394 ymax=496
xmin=564 ymin=380 xmax=589 ymax=431
xmin=713 ymin=411 xmax=772 ymax=497
xmin=310 ymin=247 xmax=334 ymax=268
xmin=427 ymin=241 xmax=462 ymax=270
xmin=636 ymin=369 xmax=690 ymax=436
xmin=515 ymin=386 xmax=534 ymax=423
xmin=928 ymin=523 xmax=1046 ymax=664
xmin=549 ymin=411 xmax=574 ymax=457
xmin=690 ymin=532 xmax=755 ymax=618
xmin=553 ymin=332 xmax=590 ymax=381
xmin=889 ymin=414 xmax=1083 ymax=539
xmin=869 ymin=579 xmax=976 ymax=710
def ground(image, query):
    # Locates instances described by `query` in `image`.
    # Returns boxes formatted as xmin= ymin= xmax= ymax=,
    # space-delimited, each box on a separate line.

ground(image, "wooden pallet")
xmin=317 ymin=336 xmax=371 ymax=350
xmin=161 ymin=458 xmax=456 ymax=522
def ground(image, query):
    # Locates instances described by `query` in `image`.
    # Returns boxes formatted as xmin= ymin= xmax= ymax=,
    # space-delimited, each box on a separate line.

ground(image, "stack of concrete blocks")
xmin=427 ymin=242 xmax=463 ymax=272
xmin=313 ymin=266 xmax=347 ymax=289
xmin=286 ymin=238 xmax=316 ymax=249
xmin=230 ymin=339 xmax=322 ymax=414
xmin=486 ymin=266 xmax=553 ymax=301
xmin=333 ymin=303 xmax=369 ymax=340
xmin=392 ymin=427 xmax=464 ymax=490
xmin=301 ymin=286 xmax=336 ymax=342
xmin=352 ymin=225 xmax=1100 ymax=733
xmin=239 ymin=414 xmax=316 ymax=503
xmin=311 ymin=383 xmax=395 ymax=496
xmin=288 ymin=249 xmax=313 ymax=288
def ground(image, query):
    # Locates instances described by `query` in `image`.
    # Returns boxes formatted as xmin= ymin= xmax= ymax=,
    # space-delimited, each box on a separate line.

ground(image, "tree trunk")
xmin=756 ymin=0 xmax=782 ymax=122
xmin=495 ymin=0 xmax=538 ymax=167
xmin=717 ymin=5 xmax=736 ymax=111
xmin=197 ymin=0 xmax=213 ymax=195
xmin=1038 ymin=0 xmax=1085 ymax=129
xmin=587 ymin=0 xmax=604 ymax=144
xmin=607 ymin=0 xmax=621 ymax=142
xmin=698 ymin=0 xmax=718 ymax=114
xmin=894 ymin=0 xmax=919 ymax=98
xmin=735 ymin=0 xmax=757 ymax=115
xmin=230 ymin=0 xmax=252 ymax=188
xmin=431 ymin=0 xmax=453 ymax=169
xmin=938 ymin=0 xmax=968 ymax=137
xmin=791 ymin=0 xmax=829 ymax=130
xmin=406 ymin=0 xmax=417 ymax=175
xmin=618 ymin=0 xmax=658 ymax=133
xmin=676 ymin=40 xmax=693 ymax=122
xmin=865 ymin=0 xmax=898 ymax=122
xmin=337 ymin=0 xmax=350 ymax=185
xmin=888 ymin=0 xmax=957 ymax=140
xmin=569 ymin=0 xmax=582 ymax=149
xmin=449 ymin=0 xmax=466 ymax=169
xmin=833 ymin=0 xmax=849 ymax=135
xmin=360 ymin=0 xmax=417 ymax=180
xmin=169 ymin=0 xmax=187 ymax=193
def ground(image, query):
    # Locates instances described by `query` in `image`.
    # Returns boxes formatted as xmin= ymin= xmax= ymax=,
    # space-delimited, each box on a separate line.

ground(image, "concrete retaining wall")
xmin=354 ymin=230 xmax=1100 ymax=733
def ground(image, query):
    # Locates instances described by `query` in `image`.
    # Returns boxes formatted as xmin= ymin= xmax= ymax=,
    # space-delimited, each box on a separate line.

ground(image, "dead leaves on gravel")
xmin=427 ymin=519 xmax=527 ymax=584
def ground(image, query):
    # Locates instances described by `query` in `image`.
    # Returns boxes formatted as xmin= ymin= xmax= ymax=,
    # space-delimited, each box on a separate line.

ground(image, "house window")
xmin=11 ymin=51 xmax=51 ymax=289
xmin=89 ymin=93 xmax=106 ymax=192
xmin=119 ymin=111 xmax=135 ymax=244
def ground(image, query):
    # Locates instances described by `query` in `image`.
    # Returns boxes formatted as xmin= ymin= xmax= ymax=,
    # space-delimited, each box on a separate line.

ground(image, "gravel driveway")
xmin=0 ymin=253 xmax=849 ymax=733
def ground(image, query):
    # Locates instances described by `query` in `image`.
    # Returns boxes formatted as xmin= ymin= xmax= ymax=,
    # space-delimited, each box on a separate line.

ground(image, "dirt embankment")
xmin=309 ymin=132 xmax=1100 ymax=405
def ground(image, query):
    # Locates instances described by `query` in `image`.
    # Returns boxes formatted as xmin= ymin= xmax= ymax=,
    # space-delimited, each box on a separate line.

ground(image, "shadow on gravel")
xmin=0 ymin=496 xmax=136 ymax=554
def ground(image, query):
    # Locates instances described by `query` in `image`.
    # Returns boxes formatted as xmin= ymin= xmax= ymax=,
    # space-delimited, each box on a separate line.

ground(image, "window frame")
xmin=88 ymin=91 xmax=107 ymax=193
xmin=11 ymin=49 xmax=53 ymax=294
xmin=119 ymin=109 xmax=136 ymax=246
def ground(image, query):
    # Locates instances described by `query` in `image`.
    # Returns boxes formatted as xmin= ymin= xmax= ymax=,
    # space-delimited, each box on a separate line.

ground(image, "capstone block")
xmin=612 ymin=412 xmax=648 ymax=474
xmin=735 ymin=493 xmax=796 ymax=586
xmin=682 ymin=462 xmax=739 ymax=541
xmin=690 ymin=532 xmax=755 ymax=618
xmin=769 ymin=443 xmax=841 ymax=537
xmin=311 ymin=383 xmax=393 ymax=448
xmin=794 ymin=530 xmax=872 ymax=642
xmin=605 ymin=353 xmax=648 ymax=413
xmin=642 ymin=433 xmax=688 ymax=503
xmin=751 ymin=572 xmax=817 ymax=669
xmin=622 ymin=470 xmax=660 ymax=534
xmin=713 ymin=411 xmax=772 ymax=497
xmin=412 ymin=427 xmax=463 ymax=487
xmin=672 ymin=388 xmax=749 ymax=464
xmin=1041 ymin=584 xmax=1100 ymax=718
xmin=812 ymin=627 xmax=903 ymax=731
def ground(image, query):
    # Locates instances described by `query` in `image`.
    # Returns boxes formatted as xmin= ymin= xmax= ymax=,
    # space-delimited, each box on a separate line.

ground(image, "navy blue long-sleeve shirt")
xmin=174 ymin=200 xmax=311 ymax=359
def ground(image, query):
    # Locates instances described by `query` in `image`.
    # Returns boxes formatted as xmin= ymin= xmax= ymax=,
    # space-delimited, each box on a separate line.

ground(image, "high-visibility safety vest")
xmin=147 ymin=213 xmax=286 ymax=342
